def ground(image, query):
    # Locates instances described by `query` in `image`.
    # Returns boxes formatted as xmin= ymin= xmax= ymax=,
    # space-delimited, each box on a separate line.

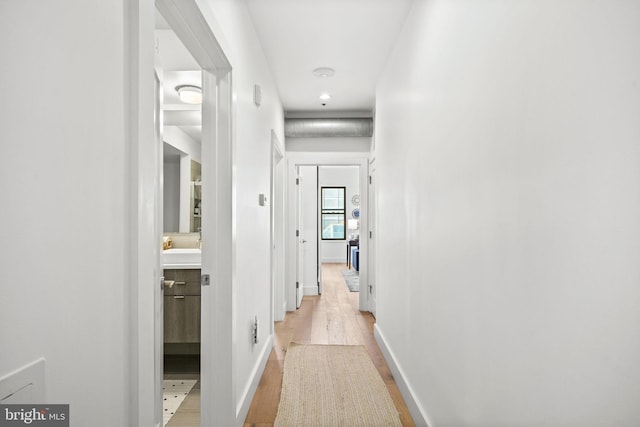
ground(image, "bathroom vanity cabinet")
xmin=163 ymin=269 xmax=201 ymax=343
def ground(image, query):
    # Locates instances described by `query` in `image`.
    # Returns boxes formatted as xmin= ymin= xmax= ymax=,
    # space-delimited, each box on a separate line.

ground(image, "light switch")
xmin=259 ymin=193 xmax=267 ymax=206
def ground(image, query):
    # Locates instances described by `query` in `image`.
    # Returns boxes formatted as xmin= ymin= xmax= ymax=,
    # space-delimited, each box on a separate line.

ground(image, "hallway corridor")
xmin=243 ymin=263 xmax=414 ymax=426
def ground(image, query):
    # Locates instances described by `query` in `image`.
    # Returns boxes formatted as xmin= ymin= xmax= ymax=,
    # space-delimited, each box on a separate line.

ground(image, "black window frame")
xmin=320 ymin=186 xmax=346 ymax=240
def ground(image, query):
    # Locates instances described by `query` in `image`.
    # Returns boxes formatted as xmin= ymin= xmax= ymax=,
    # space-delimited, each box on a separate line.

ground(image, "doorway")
xmin=129 ymin=1 xmax=235 ymax=425
xmin=286 ymin=154 xmax=370 ymax=313
xmin=156 ymin=9 xmax=204 ymax=426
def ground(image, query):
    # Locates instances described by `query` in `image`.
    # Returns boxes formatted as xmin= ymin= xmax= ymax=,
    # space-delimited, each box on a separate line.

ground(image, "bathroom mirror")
xmin=156 ymin=30 xmax=202 ymax=235
xmin=163 ymin=142 xmax=201 ymax=233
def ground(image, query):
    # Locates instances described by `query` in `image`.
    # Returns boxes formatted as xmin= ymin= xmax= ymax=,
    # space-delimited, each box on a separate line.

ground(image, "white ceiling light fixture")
xmin=313 ymin=67 xmax=336 ymax=78
xmin=175 ymin=85 xmax=202 ymax=104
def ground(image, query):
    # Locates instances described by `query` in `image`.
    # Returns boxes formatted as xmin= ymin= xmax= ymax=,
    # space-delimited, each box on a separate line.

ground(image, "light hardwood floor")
xmin=243 ymin=263 xmax=415 ymax=427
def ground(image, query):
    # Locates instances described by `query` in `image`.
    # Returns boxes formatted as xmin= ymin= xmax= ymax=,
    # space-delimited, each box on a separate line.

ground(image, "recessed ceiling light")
xmin=319 ymin=93 xmax=331 ymax=101
xmin=313 ymin=67 xmax=336 ymax=78
xmin=175 ymin=85 xmax=202 ymax=104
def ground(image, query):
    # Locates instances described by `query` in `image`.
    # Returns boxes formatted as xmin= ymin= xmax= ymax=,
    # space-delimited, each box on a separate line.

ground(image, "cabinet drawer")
xmin=163 ymin=269 xmax=201 ymax=295
xmin=164 ymin=295 xmax=201 ymax=343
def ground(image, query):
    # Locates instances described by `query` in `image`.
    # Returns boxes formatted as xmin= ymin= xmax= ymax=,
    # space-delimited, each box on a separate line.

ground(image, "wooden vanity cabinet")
xmin=163 ymin=269 xmax=201 ymax=343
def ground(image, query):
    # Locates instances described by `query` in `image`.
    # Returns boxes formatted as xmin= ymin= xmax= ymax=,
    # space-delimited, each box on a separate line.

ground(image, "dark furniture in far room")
xmin=347 ymin=238 xmax=359 ymax=269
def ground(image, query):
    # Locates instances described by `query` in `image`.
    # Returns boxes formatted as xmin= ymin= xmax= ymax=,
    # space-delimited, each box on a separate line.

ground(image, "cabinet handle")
xmin=173 ymin=295 xmax=185 ymax=299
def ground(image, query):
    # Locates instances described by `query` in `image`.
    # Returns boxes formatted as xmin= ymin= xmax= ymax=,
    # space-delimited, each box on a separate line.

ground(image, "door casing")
xmin=129 ymin=1 xmax=235 ymax=425
xmin=286 ymin=153 xmax=370 ymax=312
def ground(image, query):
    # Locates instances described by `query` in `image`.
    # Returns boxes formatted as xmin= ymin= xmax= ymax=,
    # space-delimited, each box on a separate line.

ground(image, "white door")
xmin=301 ymin=166 xmax=319 ymax=296
xmin=153 ymin=70 xmax=164 ymax=426
xmin=368 ymin=160 xmax=377 ymax=317
xmin=295 ymin=168 xmax=304 ymax=308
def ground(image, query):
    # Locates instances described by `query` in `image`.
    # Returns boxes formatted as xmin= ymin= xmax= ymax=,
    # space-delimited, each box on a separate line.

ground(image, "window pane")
xmin=322 ymin=188 xmax=344 ymax=210
xmin=322 ymin=214 xmax=345 ymax=239
xmin=321 ymin=187 xmax=345 ymax=240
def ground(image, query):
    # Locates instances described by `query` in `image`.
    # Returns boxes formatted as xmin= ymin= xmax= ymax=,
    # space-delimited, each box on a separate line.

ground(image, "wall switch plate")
xmin=259 ymin=193 xmax=267 ymax=206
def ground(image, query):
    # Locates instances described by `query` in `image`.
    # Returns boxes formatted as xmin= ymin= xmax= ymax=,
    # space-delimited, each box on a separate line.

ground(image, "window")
xmin=321 ymin=187 xmax=346 ymax=240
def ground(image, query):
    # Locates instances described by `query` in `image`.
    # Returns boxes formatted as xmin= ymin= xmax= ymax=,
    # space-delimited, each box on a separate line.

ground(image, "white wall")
xmin=374 ymin=1 xmax=640 ymax=426
xmin=163 ymin=159 xmax=180 ymax=231
xmin=0 ymin=1 xmax=129 ymax=425
xmin=318 ymin=166 xmax=360 ymax=263
xmin=163 ymin=126 xmax=201 ymax=163
xmin=196 ymin=0 xmax=285 ymax=423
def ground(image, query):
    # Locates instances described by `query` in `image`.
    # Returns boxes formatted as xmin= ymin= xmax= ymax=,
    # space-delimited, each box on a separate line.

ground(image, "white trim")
xmin=131 ymin=1 xmax=235 ymax=425
xmin=285 ymin=152 xmax=370 ymax=312
xmin=271 ymin=131 xmax=286 ymax=323
xmin=374 ymin=325 xmax=431 ymax=427
xmin=303 ymin=285 xmax=319 ymax=296
xmin=235 ymin=334 xmax=274 ymax=427
xmin=200 ymin=66 xmax=235 ymax=427
xmin=321 ymin=257 xmax=346 ymax=264
xmin=126 ymin=0 xmax=158 ymax=424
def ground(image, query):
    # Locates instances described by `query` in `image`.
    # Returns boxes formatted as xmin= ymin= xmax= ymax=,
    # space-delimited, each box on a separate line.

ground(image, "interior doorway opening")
xmin=286 ymin=154 xmax=371 ymax=313
xmin=151 ymin=1 xmax=234 ymax=426
xmin=155 ymin=8 xmax=204 ymax=425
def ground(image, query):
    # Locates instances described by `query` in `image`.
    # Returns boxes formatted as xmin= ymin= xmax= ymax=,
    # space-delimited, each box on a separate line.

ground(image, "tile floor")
xmin=164 ymin=355 xmax=200 ymax=427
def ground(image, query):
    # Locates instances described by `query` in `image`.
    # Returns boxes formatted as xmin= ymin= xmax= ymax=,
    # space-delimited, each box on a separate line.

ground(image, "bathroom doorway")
xmin=154 ymin=1 xmax=234 ymax=426
xmin=156 ymin=8 xmax=203 ymax=426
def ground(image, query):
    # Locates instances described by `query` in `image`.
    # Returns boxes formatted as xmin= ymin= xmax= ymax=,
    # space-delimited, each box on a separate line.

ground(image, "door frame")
xmin=298 ymin=165 xmax=320 ymax=298
xmin=286 ymin=153 xmax=370 ymax=312
xmin=367 ymin=157 xmax=377 ymax=318
xmin=271 ymin=132 xmax=286 ymax=322
xmin=294 ymin=166 xmax=305 ymax=308
xmin=128 ymin=0 xmax=235 ymax=425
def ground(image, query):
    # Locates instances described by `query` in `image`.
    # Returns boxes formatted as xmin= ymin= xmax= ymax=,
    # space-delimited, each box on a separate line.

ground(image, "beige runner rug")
xmin=274 ymin=343 xmax=402 ymax=427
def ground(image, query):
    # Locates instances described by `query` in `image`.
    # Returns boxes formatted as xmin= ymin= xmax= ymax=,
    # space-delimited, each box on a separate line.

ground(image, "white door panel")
xmin=301 ymin=166 xmax=318 ymax=296
xmin=368 ymin=160 xmax=377 ymax=317
xmin=295 ymin=168 xmax=305 ymax=307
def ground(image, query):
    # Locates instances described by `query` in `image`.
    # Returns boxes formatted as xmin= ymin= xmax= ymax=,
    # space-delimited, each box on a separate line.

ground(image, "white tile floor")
xmin=162 ymin=379 xmax=198 ymax=427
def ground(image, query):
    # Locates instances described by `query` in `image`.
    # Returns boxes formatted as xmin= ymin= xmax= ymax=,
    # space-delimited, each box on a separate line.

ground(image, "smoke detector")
xmin=313 ymin=67 xmax=335 ymax=78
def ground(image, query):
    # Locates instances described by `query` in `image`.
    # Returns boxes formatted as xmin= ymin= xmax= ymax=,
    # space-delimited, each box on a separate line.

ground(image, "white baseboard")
xmin=303 ymin=285 xmax=319 ymax=296
xmin=374 ymin=325 xmax=431 ymax=427
xmin=235 ymin=334 xmax=273 ymax=427
xmin=321 ymin=257 xmax=346 ymax=264
xmin=274 ymin=301 xmax=286 ymax=322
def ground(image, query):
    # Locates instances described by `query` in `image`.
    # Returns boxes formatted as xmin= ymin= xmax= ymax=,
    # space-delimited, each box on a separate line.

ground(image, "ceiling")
xmin=245 ymin=0 xmax=413 ymax=114
xmin=155 ymin=0 xmax=414 ymax=150
xmin=155 ymin=11 xmax=202 ymax=160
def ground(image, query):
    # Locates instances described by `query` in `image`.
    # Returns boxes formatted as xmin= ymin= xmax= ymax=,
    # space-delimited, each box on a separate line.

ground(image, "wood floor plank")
xmin=243 ymin=263 xmax=415 ymax=427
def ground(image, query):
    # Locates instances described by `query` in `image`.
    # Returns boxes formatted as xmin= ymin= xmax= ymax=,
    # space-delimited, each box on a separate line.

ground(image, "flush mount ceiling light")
xmin=175 ymin=85 xmax=202 ymax=104
xmin=313 ymin=67 xmax=336 ymax=78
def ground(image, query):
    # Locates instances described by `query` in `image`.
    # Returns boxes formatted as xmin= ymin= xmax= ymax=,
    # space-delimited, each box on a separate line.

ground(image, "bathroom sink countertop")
xmin=162 ymin=248 xmax=202 ymax=269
